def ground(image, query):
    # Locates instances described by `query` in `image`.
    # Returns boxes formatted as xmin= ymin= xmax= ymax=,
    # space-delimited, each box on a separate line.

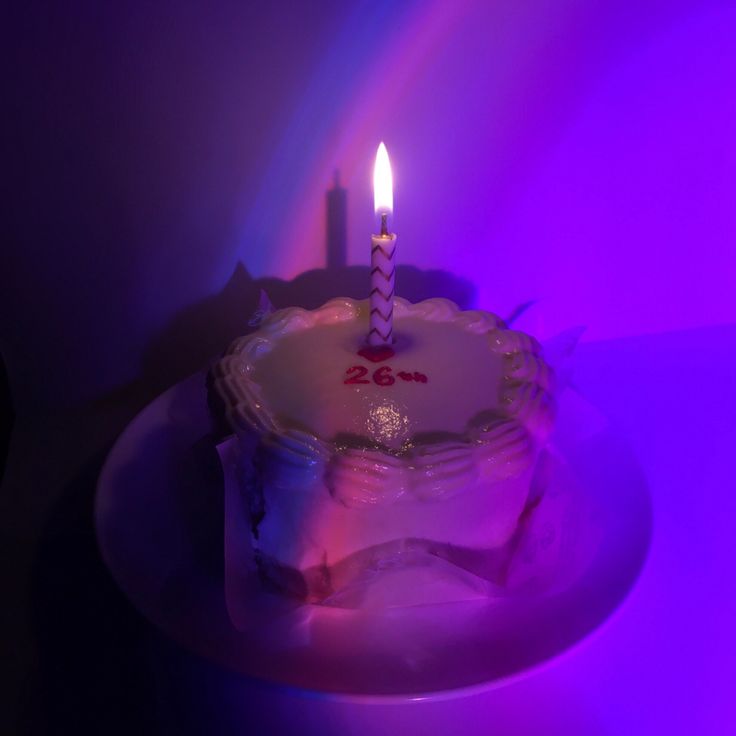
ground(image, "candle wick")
xmin=380 ymin=212 xmax=388 ymax=237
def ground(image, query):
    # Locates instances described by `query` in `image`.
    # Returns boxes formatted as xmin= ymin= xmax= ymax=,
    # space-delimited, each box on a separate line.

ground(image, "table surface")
xmin=3 ymin=323 xmax=735 ymax=735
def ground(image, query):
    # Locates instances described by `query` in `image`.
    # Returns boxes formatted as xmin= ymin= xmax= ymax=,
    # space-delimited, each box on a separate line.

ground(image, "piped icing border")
xmin=213 ymin=297 xmax=554 ymax=506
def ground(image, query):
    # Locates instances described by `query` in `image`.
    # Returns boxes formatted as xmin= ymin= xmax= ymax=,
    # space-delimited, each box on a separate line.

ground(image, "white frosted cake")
xmin=212 ymin=297 xmax=554 ymax=604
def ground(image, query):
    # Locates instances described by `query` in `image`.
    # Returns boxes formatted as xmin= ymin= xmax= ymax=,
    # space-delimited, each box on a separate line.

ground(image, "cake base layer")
xmin=255 ymin=536 xmax=520 ymax=605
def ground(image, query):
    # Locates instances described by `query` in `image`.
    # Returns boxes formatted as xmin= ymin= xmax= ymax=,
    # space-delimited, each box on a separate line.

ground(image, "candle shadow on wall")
xmin=138 ymin=169 xmax=476 ymax=396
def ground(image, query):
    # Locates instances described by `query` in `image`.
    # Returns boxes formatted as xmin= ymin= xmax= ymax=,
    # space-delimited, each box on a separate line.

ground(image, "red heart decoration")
xmin=357 ymin=345 xmax=395 ymax=363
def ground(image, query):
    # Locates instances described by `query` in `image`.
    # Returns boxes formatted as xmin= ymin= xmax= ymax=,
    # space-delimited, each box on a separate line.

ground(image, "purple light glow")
xmin=239 ymin=0 xmax=735 ymax=343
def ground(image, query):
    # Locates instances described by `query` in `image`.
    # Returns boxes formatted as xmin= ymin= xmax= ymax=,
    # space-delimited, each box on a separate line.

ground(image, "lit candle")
xmin=368 ymin=142 xmax=397 ymax=346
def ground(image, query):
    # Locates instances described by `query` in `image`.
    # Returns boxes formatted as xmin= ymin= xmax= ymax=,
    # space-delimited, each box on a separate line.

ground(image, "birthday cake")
xmin=211 ymin=296 xmax=554 ymax=605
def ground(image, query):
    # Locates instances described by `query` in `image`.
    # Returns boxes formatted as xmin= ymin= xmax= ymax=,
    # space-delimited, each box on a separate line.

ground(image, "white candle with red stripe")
xmin=369 ymin=142 xmax=397 ymax=347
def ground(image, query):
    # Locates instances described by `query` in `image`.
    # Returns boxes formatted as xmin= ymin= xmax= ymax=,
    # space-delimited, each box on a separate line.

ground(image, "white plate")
xmin=95 ymin=372 xmax=651 ymax=701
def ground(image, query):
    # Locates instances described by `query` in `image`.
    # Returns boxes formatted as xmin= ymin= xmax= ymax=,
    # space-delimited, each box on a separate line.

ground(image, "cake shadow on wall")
xmin=17 ymin=261 xmax=476 ymax=733
xmin=139 ymin=261 xmax=477 ymax=398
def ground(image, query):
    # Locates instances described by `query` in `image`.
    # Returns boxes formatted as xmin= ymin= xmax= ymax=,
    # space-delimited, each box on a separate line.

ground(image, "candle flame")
xmin=373 ymin=142 xmax=393 ymax=215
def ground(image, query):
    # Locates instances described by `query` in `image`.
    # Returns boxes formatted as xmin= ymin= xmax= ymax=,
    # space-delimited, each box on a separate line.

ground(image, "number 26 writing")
xmin=344 ymin=365 xmax=428 ymax=386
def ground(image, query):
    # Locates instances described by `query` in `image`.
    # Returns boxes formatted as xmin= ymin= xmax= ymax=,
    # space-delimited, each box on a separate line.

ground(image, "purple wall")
xmin=5 ymin=0 xmax=735 ymax=410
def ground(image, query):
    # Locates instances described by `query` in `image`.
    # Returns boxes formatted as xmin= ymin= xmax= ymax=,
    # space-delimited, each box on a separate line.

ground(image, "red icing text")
xmin=344 ymin=365 xmax=428 ymax=387
xmin=397 ymin=371 xmax=428 ymax=383
xmin=344 ymin=365 xmax=370 ymax=384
